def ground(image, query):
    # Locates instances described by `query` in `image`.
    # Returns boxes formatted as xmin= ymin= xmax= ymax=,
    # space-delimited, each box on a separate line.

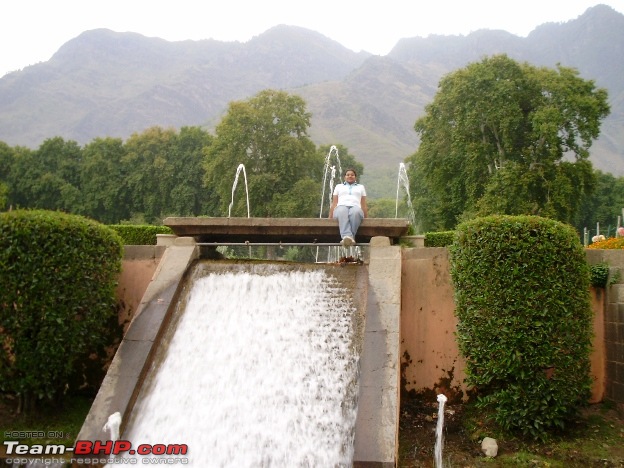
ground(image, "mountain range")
xmin=1 ymin=4 xmax=622 ymax=198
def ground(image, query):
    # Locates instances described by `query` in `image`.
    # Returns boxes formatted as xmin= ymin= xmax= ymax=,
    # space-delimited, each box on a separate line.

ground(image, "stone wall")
xmin=400 ymin=248 xmax=467 ymax=401
xmin=116 ymin=246 xmax=165 ymax=332
xmin=587 ymin=249 xmax=624 ymax=409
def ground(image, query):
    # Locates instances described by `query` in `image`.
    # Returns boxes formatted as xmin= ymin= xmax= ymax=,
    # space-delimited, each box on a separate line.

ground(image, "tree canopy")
xmin=204 ymin=89 xmax=323 ymax=217
xmin=2 ymin=127 xmax=215 ymax=224
xmin=576 ymin=170 xmax=624 ymax=237
xmin=407 ymin=54 xmax=610 ymax=232
xmin=0 ymin=89 xmax=369 ymax=223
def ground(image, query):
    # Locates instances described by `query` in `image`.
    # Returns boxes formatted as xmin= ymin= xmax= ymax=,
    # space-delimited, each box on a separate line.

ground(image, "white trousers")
xmin=333 ymin=205 xmax=364 ymax=239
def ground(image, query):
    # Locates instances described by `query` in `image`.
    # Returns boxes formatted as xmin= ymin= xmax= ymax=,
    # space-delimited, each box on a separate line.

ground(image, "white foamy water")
xmin=118 ymin=269 xmax=359 ymax=467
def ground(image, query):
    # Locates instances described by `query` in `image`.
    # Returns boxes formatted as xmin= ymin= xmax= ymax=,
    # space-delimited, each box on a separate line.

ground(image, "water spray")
xmin=434 ymin=393 xmax=447 ymax=468
xmin=396 ymin=162 xmax=416 ymax=228
xmin=228 ymin=163 xmax=250 ymax=218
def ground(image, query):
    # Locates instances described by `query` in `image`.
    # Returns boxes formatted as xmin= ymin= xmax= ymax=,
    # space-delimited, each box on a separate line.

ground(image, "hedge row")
xmin=424 ymin=231 xmax=455 ymax=247
xmin=0 ymin=210 xmax=123 ymax=412
xmin=108 ymin=224 xmax=173 ymax=245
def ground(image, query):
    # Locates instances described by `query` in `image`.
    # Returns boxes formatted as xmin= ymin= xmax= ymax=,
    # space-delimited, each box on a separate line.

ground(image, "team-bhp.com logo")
xmin=4 ymin=440 xmax=189 ymax=464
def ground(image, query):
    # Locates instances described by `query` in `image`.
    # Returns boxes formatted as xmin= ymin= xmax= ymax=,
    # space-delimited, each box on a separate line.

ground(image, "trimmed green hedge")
xmin=450 ymin=215 xmax=592 ymax=440
xmin=424 ymin=231 xmax=455 ymax=247
xmin=108 ymin=224 xmax=173 ymax=245
xmin=0 ymin=210 xmax=123 ymax=413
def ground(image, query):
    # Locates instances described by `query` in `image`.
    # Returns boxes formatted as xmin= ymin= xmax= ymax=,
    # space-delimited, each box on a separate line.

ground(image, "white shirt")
xmin=333 ymin=182 xmax=366 ymax=208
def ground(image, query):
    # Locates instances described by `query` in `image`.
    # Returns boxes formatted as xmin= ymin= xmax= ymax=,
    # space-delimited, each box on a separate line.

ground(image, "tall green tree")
xmin=204 ymin=89 xmax=322 ymax=217
xmin=407 ymin=55 xmax=610 ymax=231
xmin=10 ymin=137 xmax=83 ymax=212
xmin=0 ymin=142 xmax=14 ymax=210
xmin=167 ymin=126 xmax=214 ymax=217
xmin=0 ymin=182 xmax=7 ymax=210
xmin=79 ymin=137 xmax=129 ymax=224
xmin=83 ymin=127 xmax=213 ymax=224
xmin=576 ymin=170 xmax=624 ymax=237
xmin=367 ymin=198 xmax=399 ymax=218
xmin=122 ymin=127 xmax=179 ymax=223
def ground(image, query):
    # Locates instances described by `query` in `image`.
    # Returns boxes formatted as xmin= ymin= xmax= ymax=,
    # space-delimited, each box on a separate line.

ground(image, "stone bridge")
xmin=163 ymin=216 xmax=409 ymax=244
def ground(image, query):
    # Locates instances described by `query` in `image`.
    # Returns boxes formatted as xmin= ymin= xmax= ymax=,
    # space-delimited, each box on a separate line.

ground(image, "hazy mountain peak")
xmin=0 ymin=6 xmax=623 ymax=189
xmin=529 ymin=4 xmax=624 ymax=36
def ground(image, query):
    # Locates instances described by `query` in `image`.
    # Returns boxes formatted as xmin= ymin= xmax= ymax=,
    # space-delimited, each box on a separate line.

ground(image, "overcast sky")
xmin=2 ymin=0 xmax=623 ymax=77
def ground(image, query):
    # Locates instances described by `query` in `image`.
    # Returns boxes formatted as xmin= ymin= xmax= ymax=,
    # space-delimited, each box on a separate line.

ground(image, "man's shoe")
xmin=342 ymin=236 xmax=355 ymax=247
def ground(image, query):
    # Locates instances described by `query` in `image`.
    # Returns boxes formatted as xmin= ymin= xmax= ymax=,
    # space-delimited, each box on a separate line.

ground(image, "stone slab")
xmin=163 ymin=217 xmax=409 ymax=244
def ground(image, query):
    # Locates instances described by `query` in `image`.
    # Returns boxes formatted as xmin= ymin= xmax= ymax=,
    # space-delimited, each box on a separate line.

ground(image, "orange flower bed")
xmin=587 ymin=236 xmax=624 ymax=249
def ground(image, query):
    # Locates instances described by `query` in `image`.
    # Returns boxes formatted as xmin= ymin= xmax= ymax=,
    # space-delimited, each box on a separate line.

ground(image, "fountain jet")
xmin=228 ymin=163 xmax=250 ymax=218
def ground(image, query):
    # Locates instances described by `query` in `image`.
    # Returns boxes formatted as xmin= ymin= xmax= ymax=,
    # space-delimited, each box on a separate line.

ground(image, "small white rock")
xmin=481 ymin=437 xmax=498 ymax=457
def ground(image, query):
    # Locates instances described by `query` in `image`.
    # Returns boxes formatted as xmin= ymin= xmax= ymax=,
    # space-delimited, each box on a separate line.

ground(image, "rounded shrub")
xmin=589 ymin=263 xmax=610 ymax=288
xmin=0 ymin=210 xmax=123 ymax=413
xmin=450 ymin=215 xmax=592 ymax=440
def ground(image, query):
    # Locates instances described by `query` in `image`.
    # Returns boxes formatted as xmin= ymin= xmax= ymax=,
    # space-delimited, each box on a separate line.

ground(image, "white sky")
xmin=2 ymin=0 xmax=624 ymax=77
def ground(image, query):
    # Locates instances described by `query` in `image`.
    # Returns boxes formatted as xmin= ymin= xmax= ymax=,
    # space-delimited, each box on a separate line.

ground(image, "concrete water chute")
xmin=78 ymin=218 xmax=408 ymax=466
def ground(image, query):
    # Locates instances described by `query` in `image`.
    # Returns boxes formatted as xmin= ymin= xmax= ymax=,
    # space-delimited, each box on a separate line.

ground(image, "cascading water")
xmin=396 ymin=162 xmax=416 ymax=228
xmin=228 ymin=163 xmax=250 ymax=218
xmin=117 ymin=265 xmax=360 ymax=467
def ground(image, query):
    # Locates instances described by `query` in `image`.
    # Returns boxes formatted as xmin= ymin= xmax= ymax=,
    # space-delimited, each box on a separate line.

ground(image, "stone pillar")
xmin=354 ymin=236 xmax=401 ymax=466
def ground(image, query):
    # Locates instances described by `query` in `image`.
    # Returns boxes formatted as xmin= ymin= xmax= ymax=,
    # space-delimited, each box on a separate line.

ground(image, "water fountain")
xmin=434 ymin=393 xmax=448 ymax=468
xmin=226 ymin=163 xmax=252 ymax=257
xmin=102 ymin=412 xmax=121 ymax=442
xmin=319 ymin=145 xmax=343 ymax=219
xmin=228 ymin=163 xmax=250 ymax=218
xmin=317 ymin=146 xmax=350 ymax=263
xmin=116 ymin=264 xmax=361 ymax=466
xmin=396 ymin=162 xmax=416 ymax=228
